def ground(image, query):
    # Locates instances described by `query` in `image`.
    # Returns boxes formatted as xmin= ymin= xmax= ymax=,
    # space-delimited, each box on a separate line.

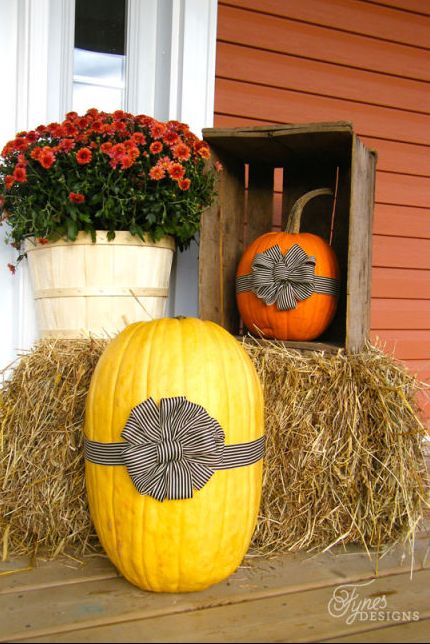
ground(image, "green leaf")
xmin=67 ymin=219 xmax=78 ymax=241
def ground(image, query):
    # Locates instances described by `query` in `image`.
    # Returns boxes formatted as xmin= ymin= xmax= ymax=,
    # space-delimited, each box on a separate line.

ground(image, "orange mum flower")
xmin=168 ymin=162 xmax=185 ymax=180
xmin=149 ymin=165 xmax=166 ymax=180
xmin=75 ymin=147 xmax=92 ymax=165
xmin=13 ymin=165 xmax=27 ymax=183
xmin=172 ymin=142 xmax=191 ymax=161
xmin=195 ymin=141 xmax=210 ymax=159
xmin=163 ymin=129 xmax=179 ymax=146
xmin=150 ymin=121 xmax=166 ymax=139
xmin=149 ymin=141 xmax=163 ymax=154
xmin=178 ymin=178 xmax=191 ymax=191
xmin=132 ymin=132 xmax=146 ymax=145
xmin=5 ymin=175 xmax=15 ymax=190
xmin=39 ymin=147 xmax=56 ymax=169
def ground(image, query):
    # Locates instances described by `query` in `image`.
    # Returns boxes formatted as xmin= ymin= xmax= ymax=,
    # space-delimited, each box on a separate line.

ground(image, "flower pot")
xmin=24 ymin=231 xmax=175 ymax=338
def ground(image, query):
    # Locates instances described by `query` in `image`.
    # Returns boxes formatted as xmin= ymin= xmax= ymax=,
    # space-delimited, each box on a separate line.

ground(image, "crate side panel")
xmin=199 ymin=150 xmax=245 ymax=334
xmin=346 ymin=136 xmax=377 ymax=353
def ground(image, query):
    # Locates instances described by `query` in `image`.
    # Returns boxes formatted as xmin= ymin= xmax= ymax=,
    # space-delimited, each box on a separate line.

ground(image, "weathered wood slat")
xmin=346 ymin=135 xmax=376 ymax=352
xmin=17 ymin=567 xmax=430 ymax=643
xmin=246 ymin=163 xmax=274 ymax=246
xmin=323 ymin=617 xmax=430 ymax=643
xmin=0 ymin=556 xmax=117 ymax=596
xmin=199 ymin=150 xmax=245 ymax=332
xmin=1 ymin=537 xmax=429 ymax=643
xmin=213 ymin=117 xmax=430 ymax=179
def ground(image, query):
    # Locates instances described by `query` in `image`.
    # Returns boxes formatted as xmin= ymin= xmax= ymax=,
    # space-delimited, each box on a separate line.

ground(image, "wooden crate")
xmin=199 ymin=122 xmax=377 ymax=353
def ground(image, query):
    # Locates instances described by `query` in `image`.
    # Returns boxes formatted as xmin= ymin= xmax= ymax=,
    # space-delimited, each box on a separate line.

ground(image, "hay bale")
xmin=0 ymin=337 xmax=428 ymax=560
xmin=246 ymin=338 xmax=430 ymax=554
xmin=0 ymin=339 xmax=106 ymax=559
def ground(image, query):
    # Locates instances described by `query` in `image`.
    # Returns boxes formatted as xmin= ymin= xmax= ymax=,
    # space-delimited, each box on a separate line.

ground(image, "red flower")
xmin=30 ymin=147 xmax=42 ymax=160
xmin=149 ymin=165 xmax=166 ymax=180
xmin=100 ymin=142 xmax=113 ymax=154
xmin=163 ymin=129 xmax=180 ymax=146
xmin=168 ymin=162 xmax=185 ymax=180
xmin=214 ymin=161 xmax=223 ymax=173
xmin=25 ymin=131 xmax=38 ymax=143
xmin=7 ymin=263 xmax=16 ymax=275
xmin=110 ymin=143 xmax=126 ymax=158
xmin=178 ymin=178 xmax=191 ymax=191
xmin=172 ymin=142 xmax=191 ymax=161
xmin=136 ymin=115 xmax=154 ymax=127
xmin=120 ymin=155 xmax=134 ymax=170
xmin=132 ymin=132 xmax=146 ymax=145
xmin=86 ymin=108 xmax=100 ymax=118
xmin=149 ymin=141 xmax=163 ymax=155
xmin=39 ymin=147 xmax=56 ymax=169
xmin=195 ymin=141 xmax=210 ymax=159
xmin=59 ymin=138 xmax=75 ymax=152
xmin=13 ymin=165 xmax=27 ymax=183
xmin=5 ymin=175 xmax=15 ymax=190
xmin=69 ymin=192 xmax=86 ymax=204
xmin=15 ymin=137 xmax=30 ymax=150
xmin=76 ymin=147 xmax=92 ymax=165
xmin=36 ymin=237 xmax=49 ymax=244
xmin=150 ymin=121 xmax=166 ymax=139
xmin=113 ymin=109 xmax=127 ymax=121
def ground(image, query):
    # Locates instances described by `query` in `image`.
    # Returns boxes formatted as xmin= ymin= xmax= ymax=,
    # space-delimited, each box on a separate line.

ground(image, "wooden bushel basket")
xmin=25 ymin=232 xmax=175 ymax=338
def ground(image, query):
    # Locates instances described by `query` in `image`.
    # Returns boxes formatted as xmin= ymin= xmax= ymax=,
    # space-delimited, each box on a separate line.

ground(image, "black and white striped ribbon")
xmin=236 ymin=243 xmax=339 ymax=310
xmin=84 ymin=396 xmax=265 ymax=502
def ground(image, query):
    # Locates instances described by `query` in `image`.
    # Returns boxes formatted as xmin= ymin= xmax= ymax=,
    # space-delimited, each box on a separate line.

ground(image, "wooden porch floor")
xmin=1 ymin=533 xmax=429 ymax=643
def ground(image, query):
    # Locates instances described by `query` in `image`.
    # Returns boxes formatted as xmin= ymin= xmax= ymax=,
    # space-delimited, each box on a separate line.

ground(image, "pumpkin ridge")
xmin=134 ymin=320 xmax=160 ymax=591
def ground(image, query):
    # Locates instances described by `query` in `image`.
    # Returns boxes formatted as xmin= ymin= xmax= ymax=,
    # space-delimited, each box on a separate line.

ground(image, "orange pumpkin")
xmin=236 ymin=189 xmax=340 ymax=341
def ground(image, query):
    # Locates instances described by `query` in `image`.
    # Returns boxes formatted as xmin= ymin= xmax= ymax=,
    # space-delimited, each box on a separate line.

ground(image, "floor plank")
xmin=1 ymin=536 xmax=428 ymax=643
xmin=17 ymin=569 xmax=430 ymax=643
xmin=0 ymin=535 xmax=428 ymax=643
xmin=0 ymin=556 xmax=118 ymax=595
xmin=324 ymin=617 xmax=430 ymax=643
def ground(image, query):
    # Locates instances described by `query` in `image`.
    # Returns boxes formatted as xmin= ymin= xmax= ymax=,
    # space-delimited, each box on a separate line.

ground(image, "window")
xmin=73 ymin=0 xmax=127 ymax=113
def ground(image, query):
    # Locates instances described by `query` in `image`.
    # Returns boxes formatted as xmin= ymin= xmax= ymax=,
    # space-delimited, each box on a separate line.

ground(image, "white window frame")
xmin=0 ymin=0 xmax=218 ymax=370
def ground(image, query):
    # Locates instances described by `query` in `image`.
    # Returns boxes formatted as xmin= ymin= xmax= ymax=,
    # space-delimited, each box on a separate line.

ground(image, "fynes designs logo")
xmin=328 ymin=580 xmax=420 ymax=625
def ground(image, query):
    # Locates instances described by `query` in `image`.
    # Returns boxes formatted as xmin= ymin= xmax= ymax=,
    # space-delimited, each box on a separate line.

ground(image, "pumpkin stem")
xmin=285 ymin=188 xmax=333 ymax=234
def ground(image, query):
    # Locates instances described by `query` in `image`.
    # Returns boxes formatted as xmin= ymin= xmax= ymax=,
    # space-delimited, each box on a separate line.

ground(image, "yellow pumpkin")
xmin=84 ymin=317 xmax=264 ymax=592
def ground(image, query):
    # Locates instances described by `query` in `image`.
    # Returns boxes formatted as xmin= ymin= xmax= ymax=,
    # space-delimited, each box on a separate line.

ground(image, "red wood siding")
xmin=213 ymin=0 xmax=430 ymax=423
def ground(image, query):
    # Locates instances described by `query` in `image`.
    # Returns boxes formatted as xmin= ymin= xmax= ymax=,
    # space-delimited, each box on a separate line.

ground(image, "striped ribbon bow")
xmin=85 ymin=397 xmax=265 ymax=502
xmin=236 ymin=244 xmax=338 ymax=310
xmin=120 ymin=397 xmax=225 ymax=501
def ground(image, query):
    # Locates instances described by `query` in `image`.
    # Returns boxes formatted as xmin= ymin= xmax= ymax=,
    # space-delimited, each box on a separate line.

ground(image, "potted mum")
xmin=0 ymin=108 xmax=218 ymax=338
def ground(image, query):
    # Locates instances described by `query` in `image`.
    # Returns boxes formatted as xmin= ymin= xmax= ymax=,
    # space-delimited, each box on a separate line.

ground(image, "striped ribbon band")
xmin=236 ymin=243 xmax=339 ymax=311
xmin=84 ymin=396 xmax=265 ymax=502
